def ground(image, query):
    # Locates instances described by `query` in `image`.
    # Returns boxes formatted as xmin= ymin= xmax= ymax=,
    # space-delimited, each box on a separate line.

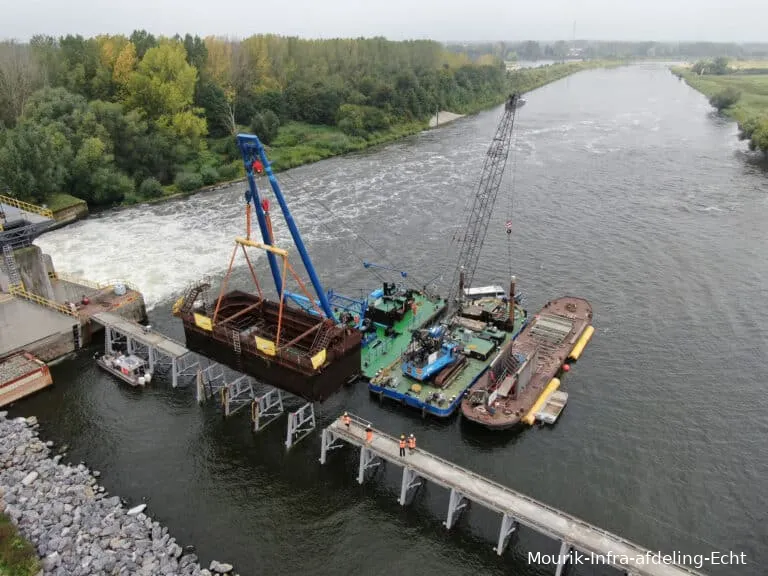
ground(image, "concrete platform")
xmin=0 ymin=296 xmax=78 ymax=360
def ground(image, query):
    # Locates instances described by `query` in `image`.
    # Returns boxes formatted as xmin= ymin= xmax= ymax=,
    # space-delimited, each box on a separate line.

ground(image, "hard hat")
xmin=401 ymin=434 xmax=405 ymax=438
xmin=409 ymin=433 xmax=414 ymax=437
xmin=343 ymin=411 xmax=348 ymax=415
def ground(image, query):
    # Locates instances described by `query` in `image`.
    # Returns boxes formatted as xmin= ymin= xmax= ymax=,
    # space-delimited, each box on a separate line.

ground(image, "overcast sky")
xmin=0 ymin=0 xmax=762 ymax=42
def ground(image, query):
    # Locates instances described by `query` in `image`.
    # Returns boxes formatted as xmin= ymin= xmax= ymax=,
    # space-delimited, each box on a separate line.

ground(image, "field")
xmin=672 ymin=63 xmax=768 ymax=153
xmin=678 ymin=72 xmax=768 ymax=122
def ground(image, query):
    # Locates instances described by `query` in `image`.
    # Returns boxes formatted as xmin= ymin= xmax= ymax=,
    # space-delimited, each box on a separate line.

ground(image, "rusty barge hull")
xmin=179 ymin=290 xmax=362 ymax=403
xmin=460 ymin=296 xmax=593 ymax=430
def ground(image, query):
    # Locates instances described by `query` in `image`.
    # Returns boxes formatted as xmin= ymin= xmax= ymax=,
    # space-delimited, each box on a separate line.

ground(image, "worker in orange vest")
xmin=399 ymin=434 xmax=407 ymax=457
xmin=365 ymin=425 xmax=373 ymax=443
xmin=407 ymin=434 xmax=416 ymax=453
xmin=342 ymin=412 xmax=351 ymax=428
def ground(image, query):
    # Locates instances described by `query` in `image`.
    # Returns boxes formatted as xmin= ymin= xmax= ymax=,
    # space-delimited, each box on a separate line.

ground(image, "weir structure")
xmin=319 ymin=415 xmax=706 ymax=576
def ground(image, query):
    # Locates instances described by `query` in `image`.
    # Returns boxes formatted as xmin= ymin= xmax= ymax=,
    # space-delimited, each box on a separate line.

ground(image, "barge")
xmin=361 ymin=283 xmax=447 ymax=379
xmin=0 ymin=351 xmax=53 ymax=407
xmin=460 ymin=296 xmax=593 ymax=429
xmin=368 ymin=284 xmax=528 ymax=417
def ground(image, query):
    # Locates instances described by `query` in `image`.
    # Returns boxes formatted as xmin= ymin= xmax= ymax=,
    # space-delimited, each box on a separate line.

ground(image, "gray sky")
xmin=0 ymin=0 xmax=762 ymax=42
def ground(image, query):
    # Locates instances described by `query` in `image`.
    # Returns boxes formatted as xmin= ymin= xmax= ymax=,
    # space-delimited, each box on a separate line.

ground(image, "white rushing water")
xmin=34 ymin=164 xmax=394 ymax=310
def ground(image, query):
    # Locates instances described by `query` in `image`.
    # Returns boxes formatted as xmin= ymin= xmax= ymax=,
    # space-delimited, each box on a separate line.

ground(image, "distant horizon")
xmin=1 ymin=33 xmax=767 ymax=47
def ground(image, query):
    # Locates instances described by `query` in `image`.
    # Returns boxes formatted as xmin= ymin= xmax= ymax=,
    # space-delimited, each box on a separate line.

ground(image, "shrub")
xmin=138 ymin=177 xmax=164 ymax=198
xmin=709 ymin=87 xmax=741 ymax=111
xmin=174 ymin=171 xmax=203 ymax=192
xmin=200 ymin=166 xmax=220 ymax=186
xmin=250 ymin=110 xmax=280 ymax=144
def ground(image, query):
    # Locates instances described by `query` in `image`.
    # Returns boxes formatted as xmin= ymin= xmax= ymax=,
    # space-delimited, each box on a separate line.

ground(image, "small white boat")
xmin=96 ymin=353 xmax=153 ymax=387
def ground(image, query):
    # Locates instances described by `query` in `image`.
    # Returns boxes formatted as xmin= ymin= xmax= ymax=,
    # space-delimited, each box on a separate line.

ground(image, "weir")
xmin=319 ymin=415 xmax=706 ymax=576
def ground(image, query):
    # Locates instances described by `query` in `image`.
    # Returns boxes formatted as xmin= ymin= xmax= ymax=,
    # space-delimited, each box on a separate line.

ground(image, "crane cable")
xmin=277 ymin=170 xmax=427 ymax=291
xmin=505 ymin=105 xmax=522 ymax=280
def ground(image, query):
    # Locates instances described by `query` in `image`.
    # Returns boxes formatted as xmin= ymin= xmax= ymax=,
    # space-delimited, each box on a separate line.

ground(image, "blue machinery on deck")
xmin=237 ymin=134 xmax=335 ymax=319
xmin=237 ymin=134 xmax=379 ymax=341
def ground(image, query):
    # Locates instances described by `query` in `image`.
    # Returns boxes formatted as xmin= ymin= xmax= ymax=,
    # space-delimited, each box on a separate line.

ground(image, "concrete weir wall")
xmin=1 ymin=245 xmax=148 ymax=362
xmin=4 ymin=246 xmax=56 ymax=299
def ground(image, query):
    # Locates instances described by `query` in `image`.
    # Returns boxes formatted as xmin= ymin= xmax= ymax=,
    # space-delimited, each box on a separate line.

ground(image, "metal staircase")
xmin=2 ymin=244 xmax=23 ymax=291
xmin=310 ymin=321 xmax=334 ymax=353
xmin=176 ymin=278 xmax=211 ymax=316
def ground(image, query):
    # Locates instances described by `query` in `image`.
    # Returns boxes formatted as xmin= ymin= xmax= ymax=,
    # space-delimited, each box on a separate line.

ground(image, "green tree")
xmin=250 ymin=109 xmax=279 ymax=144
xmin=129 ymin=30 xmax=157 ymax=59
xmin=125 ymin=42 xmax=198 ymax=119
xmin=0 ymin=123 xmax=72 ymax=202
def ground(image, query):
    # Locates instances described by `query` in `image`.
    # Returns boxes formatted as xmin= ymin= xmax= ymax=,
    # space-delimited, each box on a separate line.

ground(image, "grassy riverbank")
xmin=134 ymin=59 xmax=621 ymax=206
xmin=672 ymin=63 xmax=768 ymax=153
xmin=0 ymin=512 xmax=40 ymax=576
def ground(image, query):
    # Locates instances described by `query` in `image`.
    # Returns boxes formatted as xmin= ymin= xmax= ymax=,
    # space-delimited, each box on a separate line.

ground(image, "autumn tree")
xmin=0 ymin=41 xmax=42 ymax=127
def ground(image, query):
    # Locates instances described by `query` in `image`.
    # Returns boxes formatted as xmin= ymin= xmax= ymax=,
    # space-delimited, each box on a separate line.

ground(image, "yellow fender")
xmin=172 ymin=296 xmax=184 ymax=315
xmin=568 ymin=325 xmax=595 ymax=361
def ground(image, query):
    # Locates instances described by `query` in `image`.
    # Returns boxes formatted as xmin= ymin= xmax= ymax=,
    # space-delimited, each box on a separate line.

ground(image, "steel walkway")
xmin=90 ymin=312 xmax=198 ymax=387
xmin=320 ymin=417 xmax=706 ymax=576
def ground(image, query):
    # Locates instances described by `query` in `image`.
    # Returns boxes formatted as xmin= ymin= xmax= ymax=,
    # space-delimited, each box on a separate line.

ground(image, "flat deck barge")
xmin=369 ymin=300 xmax=528 ymax=417
xmin=361 ymin=289 xmax=446 ymax=379
xmin=0 ymin=351 xmax=53 ymax=407
xmin=461 ymin=296 xmax=593 ymax=429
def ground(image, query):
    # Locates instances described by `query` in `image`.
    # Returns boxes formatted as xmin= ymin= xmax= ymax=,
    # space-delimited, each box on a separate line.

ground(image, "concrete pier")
xmin=0 ymin=244 xmax=147 ymax=362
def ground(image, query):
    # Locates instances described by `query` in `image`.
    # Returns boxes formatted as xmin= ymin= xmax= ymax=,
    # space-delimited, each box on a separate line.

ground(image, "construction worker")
xmin=342 ymin=412 xmax=351 ymax=428
xmin=365 ymin=425 xmax=373 ymax=443
xmin=407 ymin=433 xmax=416 ymax=453
xmin=399 ymin=434 xmax=407 ymax=457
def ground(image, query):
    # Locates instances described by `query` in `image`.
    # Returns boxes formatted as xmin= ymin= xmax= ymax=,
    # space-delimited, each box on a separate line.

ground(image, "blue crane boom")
xmin=236 ymin=133 xmax=335 ymax=320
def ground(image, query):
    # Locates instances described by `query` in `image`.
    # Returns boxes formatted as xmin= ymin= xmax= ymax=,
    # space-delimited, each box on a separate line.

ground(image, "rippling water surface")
xmin=23 ymin=64 xmax=768 ymax=576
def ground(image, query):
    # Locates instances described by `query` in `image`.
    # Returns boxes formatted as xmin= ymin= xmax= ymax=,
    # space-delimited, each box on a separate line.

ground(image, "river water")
xmin=21 ymin=64 xmax=768 ymax=575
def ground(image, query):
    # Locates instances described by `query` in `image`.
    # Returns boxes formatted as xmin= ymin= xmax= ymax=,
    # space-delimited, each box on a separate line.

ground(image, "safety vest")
xmin=399 ymin=439 xmax=406 ymax=448
xmin=366 ymin=430 xmax=373 ymax=441
xmin=408 ymin=437 xmax=416 ymax=449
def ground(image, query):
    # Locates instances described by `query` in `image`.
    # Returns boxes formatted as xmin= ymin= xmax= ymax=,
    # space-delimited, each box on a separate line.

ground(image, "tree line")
xmin=448 ymin=41 xmax=768 ymax=62
xmin=0 ymin=33 xmax=511 ymax=206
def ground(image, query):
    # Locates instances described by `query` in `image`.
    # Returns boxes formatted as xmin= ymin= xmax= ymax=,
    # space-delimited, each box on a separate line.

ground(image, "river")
xmin=20 ymin=63 xmax=768 ymax=575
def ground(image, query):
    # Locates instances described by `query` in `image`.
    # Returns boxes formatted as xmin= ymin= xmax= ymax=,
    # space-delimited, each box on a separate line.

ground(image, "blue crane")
xmin=236 ymin=134 xmax=336 ymax=319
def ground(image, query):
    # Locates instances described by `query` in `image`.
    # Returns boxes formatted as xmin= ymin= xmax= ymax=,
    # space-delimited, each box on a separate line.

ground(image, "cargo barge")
xmin=368 ymin=283 xmax=528 ymax=417
xmin=0 ymin=351 xmax=53 ymax=407
xmin=460 ymin=296 xmax=593 ymax=429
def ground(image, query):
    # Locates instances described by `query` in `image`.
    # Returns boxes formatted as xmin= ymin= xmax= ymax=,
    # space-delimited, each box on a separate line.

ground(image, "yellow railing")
xmin=8 ymin=285 xmax=79 ymax=318
xmin=0 ymin=194 xmax=54 ymax=219
xmin=53 ymin=271 xmax=140 ymax=293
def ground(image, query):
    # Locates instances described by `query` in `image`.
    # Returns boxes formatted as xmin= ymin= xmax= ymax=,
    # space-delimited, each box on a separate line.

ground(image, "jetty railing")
xmin=52 ymin=271 xmax=141 ymax=293
xmin=0 ymin=194 xmax=54 ymax=219
xmin=8 ymin=285 xmax=79 ymax=318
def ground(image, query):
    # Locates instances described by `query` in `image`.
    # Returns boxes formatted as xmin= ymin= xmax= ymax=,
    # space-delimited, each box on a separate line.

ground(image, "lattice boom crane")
xmin=447 ymin=94 xmax=521 ymax=307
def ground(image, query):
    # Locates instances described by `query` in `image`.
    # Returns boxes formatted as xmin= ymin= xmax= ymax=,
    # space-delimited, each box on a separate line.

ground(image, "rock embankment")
xmin=0 ymin=412 xmax=237 ymax=576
